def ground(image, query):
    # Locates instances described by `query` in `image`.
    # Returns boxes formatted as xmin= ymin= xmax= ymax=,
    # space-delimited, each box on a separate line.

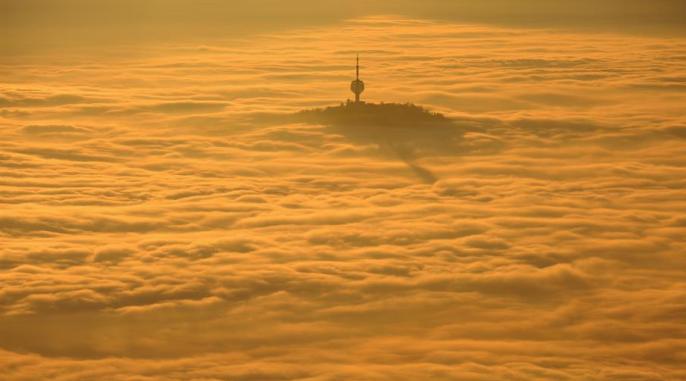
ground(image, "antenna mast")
xmin=350 ymin=54 xmax=365 ymax=103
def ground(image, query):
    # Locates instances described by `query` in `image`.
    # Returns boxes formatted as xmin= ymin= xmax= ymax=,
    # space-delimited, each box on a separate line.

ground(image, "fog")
xmin=2 ymin=3 xmax=686 ymax=381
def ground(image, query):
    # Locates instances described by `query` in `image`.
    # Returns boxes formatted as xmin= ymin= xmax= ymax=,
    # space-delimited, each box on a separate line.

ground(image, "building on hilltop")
xmin=350 ymin=55 xmax=365 ymax=103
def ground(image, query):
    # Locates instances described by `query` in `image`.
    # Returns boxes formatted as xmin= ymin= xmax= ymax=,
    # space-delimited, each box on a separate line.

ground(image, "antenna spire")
xmin=356 ymin=54 xmax=359 ymax=80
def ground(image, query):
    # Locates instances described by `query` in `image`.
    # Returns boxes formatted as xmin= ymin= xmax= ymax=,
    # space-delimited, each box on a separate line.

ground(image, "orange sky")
xmin=1 ymin=3 xmax=686 ymax=381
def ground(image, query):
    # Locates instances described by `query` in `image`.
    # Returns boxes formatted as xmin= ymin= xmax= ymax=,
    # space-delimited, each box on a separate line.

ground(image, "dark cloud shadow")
xmin=290 ymin=102 xmax=478 ymax=183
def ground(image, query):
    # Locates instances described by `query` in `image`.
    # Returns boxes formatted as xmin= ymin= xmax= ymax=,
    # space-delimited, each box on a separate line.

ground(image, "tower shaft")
xmin=350 ymin=54 xmax=365 ymax=103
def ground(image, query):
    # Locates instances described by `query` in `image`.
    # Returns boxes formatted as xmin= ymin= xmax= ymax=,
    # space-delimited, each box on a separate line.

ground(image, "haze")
xmin=1 ymin=1 xmax=686 ymax=380
xmin=3 ymin=0 xmax=686 ymax=54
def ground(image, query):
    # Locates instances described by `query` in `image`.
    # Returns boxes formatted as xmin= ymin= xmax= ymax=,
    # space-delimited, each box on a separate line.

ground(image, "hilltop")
xmin=294 ymin=101 xmax=450 ymax=128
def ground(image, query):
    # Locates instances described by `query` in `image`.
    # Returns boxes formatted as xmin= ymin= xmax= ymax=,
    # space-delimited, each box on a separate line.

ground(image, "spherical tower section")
xmin=350 ymin=79 xmax=365 ymax=103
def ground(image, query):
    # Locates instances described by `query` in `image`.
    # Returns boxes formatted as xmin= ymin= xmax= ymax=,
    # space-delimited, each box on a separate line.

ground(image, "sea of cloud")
xmin=1 ymin=17 xmax=685 ymax=380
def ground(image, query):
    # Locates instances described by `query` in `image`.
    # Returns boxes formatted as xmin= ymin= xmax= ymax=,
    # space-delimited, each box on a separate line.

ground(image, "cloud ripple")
xmin=1 ymin=16 xmax=685 ymax=381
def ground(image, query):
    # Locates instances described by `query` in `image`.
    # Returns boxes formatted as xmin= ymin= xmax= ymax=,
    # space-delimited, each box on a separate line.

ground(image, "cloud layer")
xmin=1 ymin=16 xmax=686 ymax=380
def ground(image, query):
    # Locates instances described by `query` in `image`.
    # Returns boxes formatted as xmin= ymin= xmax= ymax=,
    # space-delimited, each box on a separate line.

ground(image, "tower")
xmin=350 ymin=55 xmax=365 ymax=103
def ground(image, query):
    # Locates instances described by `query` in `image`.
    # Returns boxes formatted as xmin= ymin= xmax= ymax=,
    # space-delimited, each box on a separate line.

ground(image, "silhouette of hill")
xmin=291 ymin=101 xmax=459 ymax=153
xmin=292 ymin=101 xmax=460 ymax=184
xmin=295 ymin=101 xmax=450 ymax=128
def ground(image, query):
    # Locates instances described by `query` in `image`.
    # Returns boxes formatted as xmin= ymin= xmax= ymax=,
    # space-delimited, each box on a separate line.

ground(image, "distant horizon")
xmin=3 ymin=0 xmax=686 ymax=55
